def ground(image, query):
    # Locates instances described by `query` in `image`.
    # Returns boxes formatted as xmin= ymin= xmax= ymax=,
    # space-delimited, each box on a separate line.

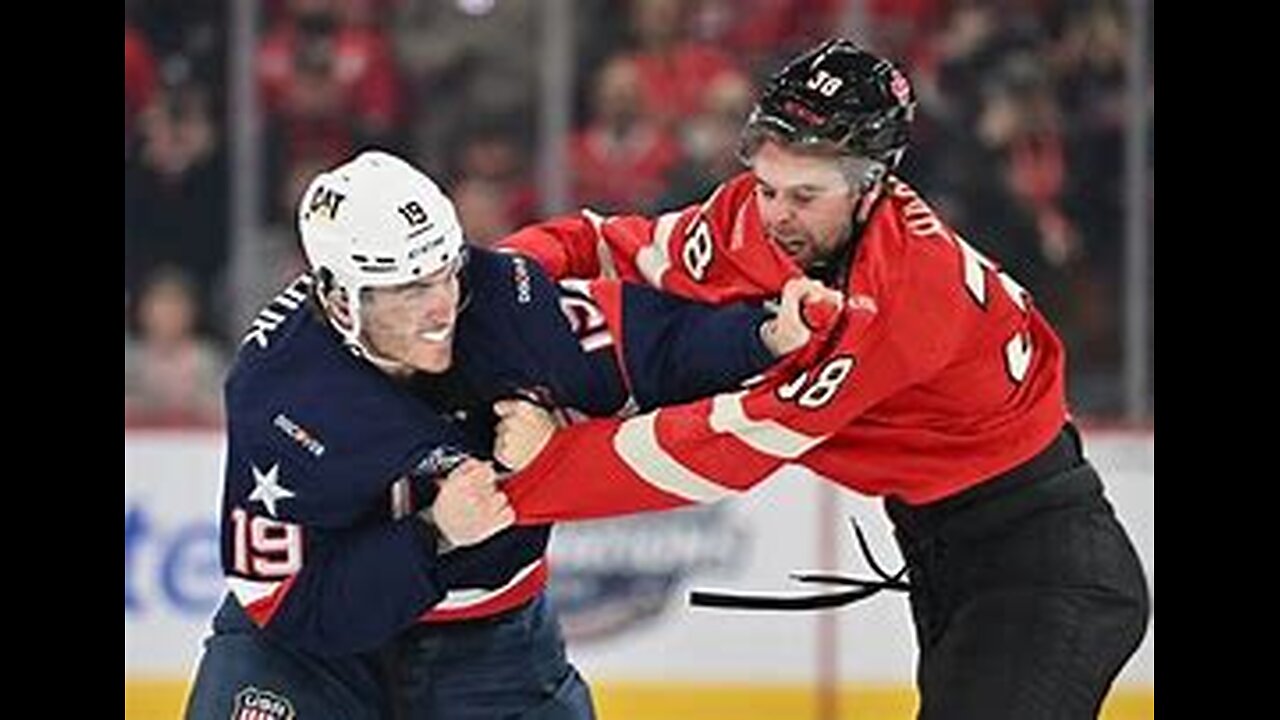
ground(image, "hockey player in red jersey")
xmin=497 ymin=38 xmax=1150 ymax=719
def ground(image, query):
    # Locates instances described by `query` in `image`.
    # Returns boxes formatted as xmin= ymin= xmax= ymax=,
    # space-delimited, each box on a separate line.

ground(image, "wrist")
xmin=416 ymin=505 xmax=454 ymax=554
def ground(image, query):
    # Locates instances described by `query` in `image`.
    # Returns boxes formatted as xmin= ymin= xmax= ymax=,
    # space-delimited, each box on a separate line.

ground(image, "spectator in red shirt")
xmin=569 ymin=55 xmax=681 ymax=214
xmin=258 ymin=0 xmax=404 ymax=197
xmin=627 ymin=0 xmax=742 ymax=130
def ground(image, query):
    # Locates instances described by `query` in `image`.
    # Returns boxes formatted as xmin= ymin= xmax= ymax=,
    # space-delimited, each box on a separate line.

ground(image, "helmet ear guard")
xmin=313 ymin=266 xmax=336 ymax=299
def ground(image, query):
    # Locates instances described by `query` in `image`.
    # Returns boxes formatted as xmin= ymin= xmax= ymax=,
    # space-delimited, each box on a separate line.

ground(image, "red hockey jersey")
xmin=500 ymin=172 xmax=1068 ymax=516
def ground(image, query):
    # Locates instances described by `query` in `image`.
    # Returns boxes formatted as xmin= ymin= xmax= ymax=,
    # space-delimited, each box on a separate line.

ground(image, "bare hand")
xmin=760 ymin=278 xmax=843 ymax=356
xmin=425 ymin=459 xmax=514 ymax=549
xmin=493 ymin=398 xmax=561 ymax=472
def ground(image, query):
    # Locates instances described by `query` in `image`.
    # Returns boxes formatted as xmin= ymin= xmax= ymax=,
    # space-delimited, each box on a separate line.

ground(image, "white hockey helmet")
xmin=298 ymin=150 xmax=465 ymax=348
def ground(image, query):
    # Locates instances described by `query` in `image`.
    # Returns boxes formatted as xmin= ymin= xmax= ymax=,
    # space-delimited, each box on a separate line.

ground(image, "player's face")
xmin=750 ymin=139 xmax=860 ymax=272
xmin=360 ymin=258 xmax=463 ymax=373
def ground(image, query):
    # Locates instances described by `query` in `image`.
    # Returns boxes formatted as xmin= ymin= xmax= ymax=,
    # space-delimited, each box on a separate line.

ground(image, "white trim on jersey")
xmin=227 ymin=576 xmax=284 ymax=607
xmin=433 ymin=558 xmax=545 ymax=610
xmin=580 ymin=208 xmax=620 ymax=281
xmin=613 ymin=412 xmax=738 ymax=503
xmin=635 ymin=211 xmax=682 ymax=287
xmin=698 ymin=183 xmax=726 ymax=218
xmin=709 ymin=391 xmax=828 ymax=459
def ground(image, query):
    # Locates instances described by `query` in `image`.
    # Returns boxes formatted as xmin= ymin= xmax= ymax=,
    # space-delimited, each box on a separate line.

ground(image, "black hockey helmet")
xmin=743 ymin=38 xmax=916 ymax=171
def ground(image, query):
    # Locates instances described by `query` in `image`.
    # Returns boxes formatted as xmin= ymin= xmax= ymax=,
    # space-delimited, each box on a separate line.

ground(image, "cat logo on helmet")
xmin=306 ymin=186 xmax=346 ymax=221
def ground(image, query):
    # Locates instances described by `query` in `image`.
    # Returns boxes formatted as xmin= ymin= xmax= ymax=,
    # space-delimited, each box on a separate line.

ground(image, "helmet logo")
xmin=407 ymin=235 xmax=447 ymax=260
xmin=889 ymin=68 xmax=911 ymax=107
xmin=307 ymin=185 xmax=346 ymax=220
xmin=784 ymin=100 xmax=827 ymax=127
xmin=805 ymin=69 xmax=844 ymax=98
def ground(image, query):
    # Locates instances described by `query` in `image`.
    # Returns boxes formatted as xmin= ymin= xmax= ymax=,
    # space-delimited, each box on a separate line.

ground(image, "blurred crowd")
xmin=124 ymin=0 xmax=1153 ymax=425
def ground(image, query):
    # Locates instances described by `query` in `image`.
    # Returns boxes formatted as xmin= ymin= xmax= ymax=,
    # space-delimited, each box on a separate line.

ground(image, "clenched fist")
xmin=493 ymin=398 xmax=561 ymax=472
xmin=422 ymin=459 xmax=514 ymax=550
xmin=760 ymin=277 xmax=844 ymax=356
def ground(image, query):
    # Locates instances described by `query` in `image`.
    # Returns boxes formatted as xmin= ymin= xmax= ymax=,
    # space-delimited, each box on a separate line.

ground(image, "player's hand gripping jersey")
xmin=218 ymin=248 xmax=778 ymax=656
xmin=500 ymin=173 xmax=1070 ymax=518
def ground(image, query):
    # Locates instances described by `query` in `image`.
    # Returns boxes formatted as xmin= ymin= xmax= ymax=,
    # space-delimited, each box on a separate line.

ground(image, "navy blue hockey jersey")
xmin=217 ymin=248 xmax=775 ymax=656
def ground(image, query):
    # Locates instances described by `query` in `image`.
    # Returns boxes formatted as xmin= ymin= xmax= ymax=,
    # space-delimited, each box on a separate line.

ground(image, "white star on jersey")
xmin=249 ymin=463 xmax=295 ymax=517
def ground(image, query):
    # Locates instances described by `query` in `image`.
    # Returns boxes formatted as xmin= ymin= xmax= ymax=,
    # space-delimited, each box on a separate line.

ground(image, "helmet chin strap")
xmin=350 ymin=337 xmax=414 ymax=376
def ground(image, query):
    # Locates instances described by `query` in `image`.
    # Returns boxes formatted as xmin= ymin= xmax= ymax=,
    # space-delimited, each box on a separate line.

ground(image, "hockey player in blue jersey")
xmin=184 ymin=150 xmax=830 ymax=719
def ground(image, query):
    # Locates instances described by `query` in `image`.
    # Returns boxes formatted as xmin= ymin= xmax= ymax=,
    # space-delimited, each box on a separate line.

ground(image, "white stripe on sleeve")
xmin=708 ymin=391 xmax=827 ymax=459
xmin=613 ymin=412 xmax=738 ymax=503
xmin=634 ymin=211 xmax=682 ymax=287
xmin=580 ymin=208 xmax=620 ymax=281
